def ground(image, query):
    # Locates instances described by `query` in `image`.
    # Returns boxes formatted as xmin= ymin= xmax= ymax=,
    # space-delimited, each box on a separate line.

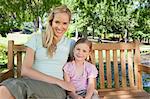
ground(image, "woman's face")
xmin=52 ymin=12 xmax=70 ymax=39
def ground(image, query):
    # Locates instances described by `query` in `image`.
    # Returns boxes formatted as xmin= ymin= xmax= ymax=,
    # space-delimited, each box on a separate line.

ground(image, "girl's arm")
xmin=84 ymin=78 xmax=96 ymax=99
xmin=21 ymin=47 xmax=75 ymax=91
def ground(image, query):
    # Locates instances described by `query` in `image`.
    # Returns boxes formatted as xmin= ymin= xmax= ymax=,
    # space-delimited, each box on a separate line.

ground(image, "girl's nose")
xmin=78 ymin=50 xmax=82 ymax=54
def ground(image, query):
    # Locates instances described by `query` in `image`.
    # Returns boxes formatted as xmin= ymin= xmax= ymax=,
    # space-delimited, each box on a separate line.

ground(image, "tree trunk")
xmin=92 ymin=25 xmax=94 ymax=39
xmin=104 ymin=32 xmax=106 ymax=39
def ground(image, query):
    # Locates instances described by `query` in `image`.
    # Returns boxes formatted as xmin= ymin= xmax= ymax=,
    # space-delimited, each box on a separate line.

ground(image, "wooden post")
xmin=7 ymin=40 xmax=14 ymax=70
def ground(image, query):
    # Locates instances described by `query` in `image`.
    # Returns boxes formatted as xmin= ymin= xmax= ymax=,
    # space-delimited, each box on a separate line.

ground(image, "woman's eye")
xmin=63 ymin=22 xmax=67 ymax=25
xmin=83 ymin=50 xmax=87 ymax=53
xmin=76 ymin=48 xmax=80 ymax=50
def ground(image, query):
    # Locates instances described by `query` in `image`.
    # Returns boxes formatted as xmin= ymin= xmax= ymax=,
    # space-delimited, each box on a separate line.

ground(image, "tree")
xmin=132 ymin=0 xmax=150 ymax=42
xmin=0 ymin=0 xmax=61 ymax=37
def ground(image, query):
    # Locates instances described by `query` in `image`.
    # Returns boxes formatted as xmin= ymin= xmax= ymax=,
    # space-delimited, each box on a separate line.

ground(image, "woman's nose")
xmin=57 ymin=24 xmax=63 ymax=29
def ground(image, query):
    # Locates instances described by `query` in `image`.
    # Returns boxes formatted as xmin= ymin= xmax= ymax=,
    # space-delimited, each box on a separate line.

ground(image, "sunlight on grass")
xmin=7 ymin=33 xmax=31 ymax=44
xmin=0 ymin=33 xmax=32 ymax=47
xmin=0 ymin=36 xmax=8 ymax=47
xmin=140 ymin=44 xmax=150 ymax=52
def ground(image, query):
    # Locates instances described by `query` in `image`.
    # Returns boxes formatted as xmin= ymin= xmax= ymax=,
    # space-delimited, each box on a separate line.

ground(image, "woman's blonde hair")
xmin=42 ymin=5 xmax=71 ymax=57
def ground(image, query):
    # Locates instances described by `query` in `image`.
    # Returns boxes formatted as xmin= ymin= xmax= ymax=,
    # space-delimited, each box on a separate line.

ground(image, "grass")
xmin=144 ymin=87 xmax=150 ymax=93
xmin=0 ymin=33 xmax=31 ymax=46
xmin=0 ymin=68 xmax=7 ymax=72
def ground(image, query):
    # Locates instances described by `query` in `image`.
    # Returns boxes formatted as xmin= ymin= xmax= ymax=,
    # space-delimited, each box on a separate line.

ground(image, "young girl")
xmin=63 ymin=38 xmax=99 ymax=99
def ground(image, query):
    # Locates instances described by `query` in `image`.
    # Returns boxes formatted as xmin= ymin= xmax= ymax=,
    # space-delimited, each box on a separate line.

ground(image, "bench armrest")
xmin=138 ymin=64 xmax=150 ymax=74
xmin=0 ymin=69 xmax=14 ymax=82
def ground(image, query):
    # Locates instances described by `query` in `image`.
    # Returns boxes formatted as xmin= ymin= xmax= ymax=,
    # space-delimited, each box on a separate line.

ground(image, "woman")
xmin=0 ymin=5 xmax=75 ymax=99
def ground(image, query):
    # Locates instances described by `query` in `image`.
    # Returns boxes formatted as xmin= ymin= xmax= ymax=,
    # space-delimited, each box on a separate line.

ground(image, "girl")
xmin=0 ymin=5 xmax=75 ymax=99
xmin=63 ymin=38 xmax=99 ymax=99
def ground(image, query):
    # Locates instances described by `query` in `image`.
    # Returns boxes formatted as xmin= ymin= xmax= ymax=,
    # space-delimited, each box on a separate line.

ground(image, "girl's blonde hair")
xmin=42 ymin=5 xmax=71 ymax=57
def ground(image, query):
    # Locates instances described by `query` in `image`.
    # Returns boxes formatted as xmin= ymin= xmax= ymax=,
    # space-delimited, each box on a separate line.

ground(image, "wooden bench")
xmin=91 ymin=41 xmax=150 ymax=99
xmin=0 ymin=40 xmax=150 ymax=99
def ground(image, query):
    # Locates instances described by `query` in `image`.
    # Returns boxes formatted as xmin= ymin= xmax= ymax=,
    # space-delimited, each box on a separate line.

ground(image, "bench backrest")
xmin=91 ymin=41 xmax=142 ymax=90
xmin=7 ymin=40 xmax=142 ymax=90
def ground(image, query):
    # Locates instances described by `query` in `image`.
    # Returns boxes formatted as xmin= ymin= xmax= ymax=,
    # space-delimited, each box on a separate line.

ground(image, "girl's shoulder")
xmin=65 ymin=61 xmax=75 ymax=66
xmin=63 ymin=61 xmax=75 ymax=71
xmin=85 ymin=61 xmax=95 ymax=67
xmin=85 ymin=61 xmax=98 ymax=76
xmin=85 ymin=61 xmax=97 ymax=71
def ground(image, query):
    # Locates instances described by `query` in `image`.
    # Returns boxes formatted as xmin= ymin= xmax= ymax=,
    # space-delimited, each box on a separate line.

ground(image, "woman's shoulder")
xmin=26 ymin=33 xmax=41 ymax=42
xmin=25 ymin=33 xmax=42 ymax=48
xmin=64 ymin=37 xmax=75 ymax=43
xmin=30 ymin=33 xmax=42 ymax=39
xmin=62 ymin=37 xmax=75 ymax=47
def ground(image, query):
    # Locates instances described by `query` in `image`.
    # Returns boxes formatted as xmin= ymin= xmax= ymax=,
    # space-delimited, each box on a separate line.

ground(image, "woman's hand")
xmin=58 ymin=81 xmax=75 ymax=92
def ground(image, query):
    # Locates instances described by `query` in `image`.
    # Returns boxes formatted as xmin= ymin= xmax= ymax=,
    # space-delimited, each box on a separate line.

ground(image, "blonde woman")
xmin=0 ymin=5 xmax=75 ymax=99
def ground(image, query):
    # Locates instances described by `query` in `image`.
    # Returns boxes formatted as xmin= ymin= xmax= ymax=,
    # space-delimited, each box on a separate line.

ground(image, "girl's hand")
xmin=83 ymin=97 xmax=91 ymax=99
xmin=73 ymin=94 xmax=84 ymax=99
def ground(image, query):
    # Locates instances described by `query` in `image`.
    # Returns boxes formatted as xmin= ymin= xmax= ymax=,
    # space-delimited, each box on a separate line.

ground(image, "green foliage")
xmin=65 ymin=24 xmax=76 ymax=38
xmin=62 ymin=0 xmax=150 ymax=41
xmin=0 ymin=45 xmax=7 ymax=65
xmin=0 ymin=0 xmax=150 ymax=40
xmin=0 ymin=0 xmax=61 ymax=37
xmin=131 ymin=31 xmax=144 ymax=40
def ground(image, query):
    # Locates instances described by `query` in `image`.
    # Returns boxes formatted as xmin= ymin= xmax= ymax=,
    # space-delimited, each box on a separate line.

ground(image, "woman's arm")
xmin=64 ymin=72 xmax=80 ymax=98
xmin=84 ymin=78 xmax=96 ymax=99
xmin=21 ymin=47 xmax=75 ymax=91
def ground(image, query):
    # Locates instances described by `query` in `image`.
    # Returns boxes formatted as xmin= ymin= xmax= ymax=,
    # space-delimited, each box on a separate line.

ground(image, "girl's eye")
xmin=55 ymin=21 xmax=60 ymax=24
xmin=83 ymin=50 xmax=87 ymax=53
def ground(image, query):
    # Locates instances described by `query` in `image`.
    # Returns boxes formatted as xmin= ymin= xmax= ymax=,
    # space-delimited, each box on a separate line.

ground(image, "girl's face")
xmin=52 ymin=12 xmax=70 ymax=40
xmin=73 ymin=43 xmax=90 ymax=62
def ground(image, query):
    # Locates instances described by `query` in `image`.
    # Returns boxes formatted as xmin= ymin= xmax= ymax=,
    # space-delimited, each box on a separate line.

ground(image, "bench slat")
xmin=106 ymin=50 xmax=112 ymax=88
xmin=113 ymin=50 xmax=119 ymax=88
xmin=92 ymin=43 xmax=136 ymax=50
xmin=127 ymin=49 xmax=134 ymax=88
xmin=17 ymin=52 xmax=22 ymax=77
xmin=98 ymin=50 xmax=105 ymax=89
xmin=120 ymin=50 xmax=126 ymax=88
